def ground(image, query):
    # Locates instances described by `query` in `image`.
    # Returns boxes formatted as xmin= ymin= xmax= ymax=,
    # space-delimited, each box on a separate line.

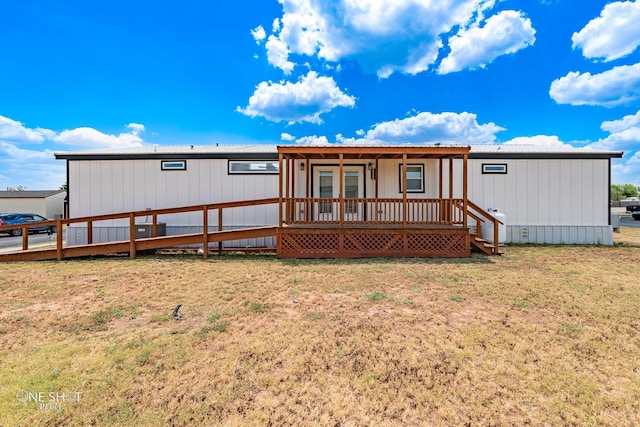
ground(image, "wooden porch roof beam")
xmin=278 ymin=146 xmax=470 ymax=159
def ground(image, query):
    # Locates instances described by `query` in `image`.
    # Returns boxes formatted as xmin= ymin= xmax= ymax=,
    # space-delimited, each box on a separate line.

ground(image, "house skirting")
xmin=505 ymin=225 xmax=613 ymax=245
xmin=277 ymin=226 xmax=470 ymax=258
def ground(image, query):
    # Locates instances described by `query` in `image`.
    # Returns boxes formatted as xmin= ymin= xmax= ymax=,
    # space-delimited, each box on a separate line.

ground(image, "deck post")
xmin=439 ymin=158 xmax=443 ymax=222
xmin=22 ymin=227 xmax=28 ymax=250
xmin=285 ymin=154 xmax=290 ymax=223
xmin=339 ymin=153 xmax=344 ymax=226
xmin=152 ymin=214 xmax=158 ymax=237
xmin=402 ymin=154 xmax=407 ymax=228
xmin=278 ymin=153 xmax=283 ymax=228
xmin=202 ymin=206 xmax=208 ymax=259
xmin=463 ymin=153 xmax=468 ymax=229
xmin=218 ymin=208 xmax=223 ymax=254
xmin=305 ymin=158 xmax=310 ymax=222
xmin=129 ymin=213 xmax=136 ymax=259
xmin=87 ymin=221 xmax=93 ymax=244
xmin=449 ymin=157 xmax=454 ymax=224
xmin=56 ymin=219 xmax=63 ymax=261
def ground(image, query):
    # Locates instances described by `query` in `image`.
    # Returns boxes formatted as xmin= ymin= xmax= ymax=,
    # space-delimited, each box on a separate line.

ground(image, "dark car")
xmin=633 ymin=212 xmax=640 ymax=221
xmin=626 ymin=204 xmax=640 ymax=213
xmin=0 ymin=213 xmax=55 ymax=236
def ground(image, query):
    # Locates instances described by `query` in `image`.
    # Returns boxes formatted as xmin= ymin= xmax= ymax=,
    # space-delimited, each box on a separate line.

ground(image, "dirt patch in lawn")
xmin=1 ymin=246 xmax=639 ymax=426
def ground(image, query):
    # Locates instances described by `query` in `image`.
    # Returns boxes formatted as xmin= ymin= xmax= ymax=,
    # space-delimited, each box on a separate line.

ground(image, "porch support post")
xmin=439 ymin=158 xmax=443 ymax=222
xmin=402 ymin=153 xmax=407 ymax=228
xmin=278 ymin=152 xmax=283 ymax=228
xmin=305 ymin=158 xmax=310 ymax=222
xmin=285 ymin=155 xmax=290 ymax=223
xmin=449 ymin=157 xmax=454 ymax=224
xmin=374 ymin=158 xmax=379 ymax=198
xmin=463 ymin=153 xmax=468 ymax=229
xmin=339 ymin=153 xmax=344 ymax=226
xmin=290 ymin=156 xmax=295 ymax=222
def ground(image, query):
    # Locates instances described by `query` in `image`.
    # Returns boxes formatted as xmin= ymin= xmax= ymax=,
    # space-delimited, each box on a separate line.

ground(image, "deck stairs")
xmin=470 ymin=232 xmax=503 ymax=256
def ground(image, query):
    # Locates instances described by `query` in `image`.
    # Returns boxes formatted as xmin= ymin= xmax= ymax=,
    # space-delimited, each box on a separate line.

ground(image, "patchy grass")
xmin=1 ymin=233 xmax=640 ymax=425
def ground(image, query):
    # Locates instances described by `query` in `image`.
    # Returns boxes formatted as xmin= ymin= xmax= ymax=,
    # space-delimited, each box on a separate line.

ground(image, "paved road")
xmin=0 ymin=232 xmax=59 ymax=250
xmin=620 ymin=215 xmax=640 ymax=229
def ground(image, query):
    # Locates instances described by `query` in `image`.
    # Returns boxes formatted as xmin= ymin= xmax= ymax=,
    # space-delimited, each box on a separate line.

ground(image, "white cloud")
xmin=0 ymin=141 xmax=55 ymax=160
xmin=572 ymin=1 xmax=640 ymax=62
xmin=263 ymin=0 xmax=532 ymax=77
xmin=251 ymin=25 xmax=266 ymax=44
xmin=280 ymin=132 xmax=295 ymax=141
xmin=0 ymin=141 xmax=64 ymax=190
xmin=54 ymin=126 xmax=144 ymax=148
xmin=581 ymin=111 xmax=640 ymax=182
xmin=503 ymin=135 xmax=571 ymax=147
xmin=127 ymin=123 xmax=145 ymax=134
xmin=359 ymin=111 xmax=504 ymax=144
xmin=0 ymin=115 xmax=54 ymax=144
xmin=266 ymin=35 xmax=295 ymax=74
xmin=0 ymin=115 xmax=149 ymax=189
xmin=237 ymin=71 xmax=355 ymax=124
xmin=549 ymin=62 xmax=640 ymax=107
xmin=438 ymin=10 xmax=536 ymax=74
xmin=601 ymin=111 xmax=640 ymax=133
xmin=295 ymin=135 xmax=330 ymax=145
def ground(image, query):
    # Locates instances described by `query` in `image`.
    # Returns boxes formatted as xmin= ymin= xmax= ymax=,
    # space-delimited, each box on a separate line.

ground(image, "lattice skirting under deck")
xmin=277 ymin=228 xmax=470 ymax=258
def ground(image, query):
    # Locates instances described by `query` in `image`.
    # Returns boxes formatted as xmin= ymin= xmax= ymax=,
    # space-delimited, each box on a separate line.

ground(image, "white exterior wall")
xmin=67 ymin=158 xmax=279 ymax=247
xmin=443 ymin=157 xmax=612 ymax=245
xmin=66 ymin=154 xmax=614 ymax=247
xmin=0 ymin=193 xmax=65 ymax=218
xmin=0 ymin=198 xmax=46 ymax=216
xmin=45 ymin=192 xmax=66 ymax=219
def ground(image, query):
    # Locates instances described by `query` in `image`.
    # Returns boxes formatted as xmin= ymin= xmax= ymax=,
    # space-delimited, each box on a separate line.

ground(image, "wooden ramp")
xmin=0 ymin=226 xmax=278 ymax=262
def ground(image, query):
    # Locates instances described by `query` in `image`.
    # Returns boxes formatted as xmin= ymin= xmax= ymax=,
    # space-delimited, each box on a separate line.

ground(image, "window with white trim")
xmin=399 ymin=164 xmax=424 ymax=193
xmin=482 ymin=163 xmax=507 ymax=174
xmin=228 ymin=160 xmax=279 ymax=174
xmin=161 ymin=160 xmax=186 ymax=171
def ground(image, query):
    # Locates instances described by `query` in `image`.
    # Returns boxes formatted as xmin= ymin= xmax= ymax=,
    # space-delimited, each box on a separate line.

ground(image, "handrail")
xmin=466 ymin=200 xmax=502 ymax=252
xmin=284 ymin=197 xmax=464 ymax=225
xmin=0 ymin=197 xmax=279 ymax=258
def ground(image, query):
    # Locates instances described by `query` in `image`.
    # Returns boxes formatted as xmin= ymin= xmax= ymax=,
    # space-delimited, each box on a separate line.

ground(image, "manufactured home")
xmin=0 ymin=190 xmax=66 ymax=219
xmin=54 ymin=143 xmax=622 ymax=258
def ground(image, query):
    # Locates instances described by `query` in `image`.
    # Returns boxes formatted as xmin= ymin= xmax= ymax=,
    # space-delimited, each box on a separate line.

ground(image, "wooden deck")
xmin=278 ymin=224 xmax=470 ymax=258
xmin=0 ymin=194 xmax=501 ymax=261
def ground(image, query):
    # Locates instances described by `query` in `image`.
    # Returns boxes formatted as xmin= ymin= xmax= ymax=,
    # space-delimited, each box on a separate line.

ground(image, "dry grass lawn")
xmin=1 ymin=228 xmax=640 ymax=426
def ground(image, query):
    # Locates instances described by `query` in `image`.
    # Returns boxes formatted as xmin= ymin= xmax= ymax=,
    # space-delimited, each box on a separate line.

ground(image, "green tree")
xmin=59 ymin=183 xmax=68 ymax=191
xmin=611 ymin=184 xmax=640 ymax=200
xmin=621 ymin=184 xmax=639 ymax=198
xmin=5 ymin=185 xmax=27 ymax=191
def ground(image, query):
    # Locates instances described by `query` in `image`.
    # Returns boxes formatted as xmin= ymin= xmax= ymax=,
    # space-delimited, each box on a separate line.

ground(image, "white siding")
xmin=67 ymin=154 xmax=613 ymax=247
xmin=67 ymin=158 xmax=280 ymax=245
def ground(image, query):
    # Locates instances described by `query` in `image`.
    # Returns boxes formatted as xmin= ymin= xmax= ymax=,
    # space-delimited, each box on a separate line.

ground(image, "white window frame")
xmin=161 ymin=160 xmax=187 ymax=171
xmin=399 ymin=164 xmax=425 ymax=193
xmin=228 ymin=160 xmax=279 ymax=174
xmin=482 ymin=163 xmax=508 ymax=174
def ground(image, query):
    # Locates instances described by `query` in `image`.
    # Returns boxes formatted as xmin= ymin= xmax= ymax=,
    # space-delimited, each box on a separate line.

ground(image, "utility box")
xmin=135 ymin=222 xmax=166 ymax=238
xmin=611 ymin=214 xmax=620 ymax=233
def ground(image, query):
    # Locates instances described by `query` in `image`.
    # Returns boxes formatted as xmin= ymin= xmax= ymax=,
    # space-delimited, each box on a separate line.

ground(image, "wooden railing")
xmin=285 ymin=198 xmax=466 ymax=225
xmin=0 ymin=198 xmax=279 ymax=260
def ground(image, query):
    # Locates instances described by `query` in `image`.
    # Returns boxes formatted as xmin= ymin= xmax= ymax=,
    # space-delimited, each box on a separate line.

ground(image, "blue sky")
xmin=1 ymin=0 xmax=640 ymax=189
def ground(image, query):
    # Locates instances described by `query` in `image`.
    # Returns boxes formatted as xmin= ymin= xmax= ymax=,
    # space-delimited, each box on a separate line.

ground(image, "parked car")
xmin=0 ymin=213 xmax=55 ymax=236
xmin=633 ymin=212 xmax=640 ymax=221
xmin=626 ymin=204 xmax=640 ymax=213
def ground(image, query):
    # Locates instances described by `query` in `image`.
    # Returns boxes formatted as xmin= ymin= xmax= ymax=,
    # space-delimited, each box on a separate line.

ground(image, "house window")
xmin=228 ymin=160 xmax=279 ymax=174
xmin=399 ymin=164 xmax=424 ymax=193
xmin=161 ymin=160 xmax=187 ymax=171
xmin=344 ymin=171 xmax=359 ymax=214
xmin=318 ymin=171 xmax=333 ymax=214
xmin=482 ymin=163 xmax=507 ymax=174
